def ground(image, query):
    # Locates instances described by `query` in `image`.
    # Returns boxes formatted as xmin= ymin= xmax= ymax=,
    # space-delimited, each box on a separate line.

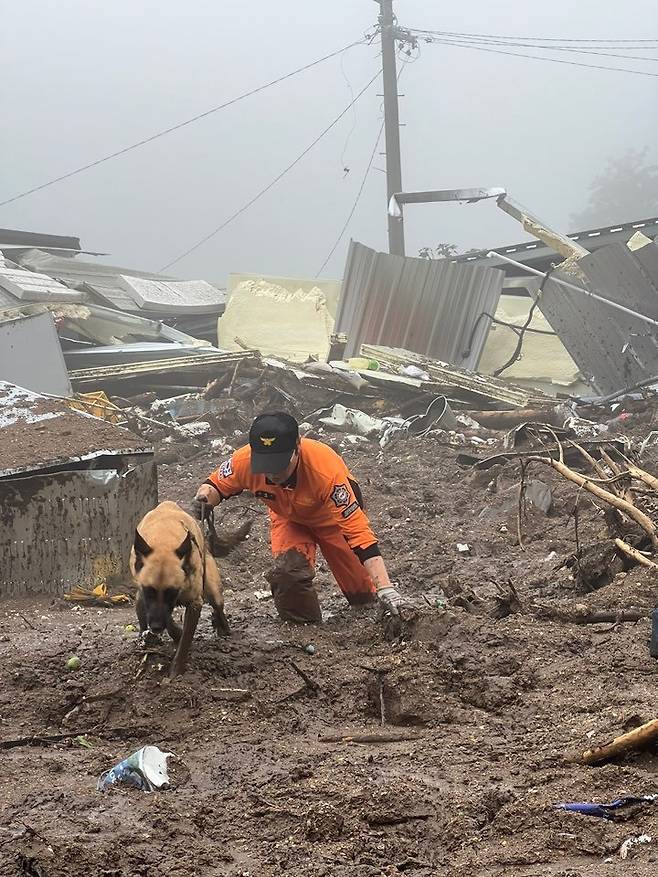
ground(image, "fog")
xmin=3 ymin=0 xmax=657 ymax=282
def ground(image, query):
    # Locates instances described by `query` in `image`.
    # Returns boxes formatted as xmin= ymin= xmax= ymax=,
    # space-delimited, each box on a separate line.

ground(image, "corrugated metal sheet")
xmin=0 ymin=463 xmax=157 ymax=597
xmin=335 ymin=241 xmax=504 ymax=368
xmin=537 ymin=241 xmax=658 ymax=395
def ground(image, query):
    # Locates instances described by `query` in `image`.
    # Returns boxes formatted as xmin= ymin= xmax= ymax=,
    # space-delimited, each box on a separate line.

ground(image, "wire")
xmin=407 ymin=27 xmax=658 ymax=45
xmin=0 ymin=40 xmax=367 ymax=209
xmin=407 ymin=30 xmax=658 ymax=63
xmin=416 ymin=35 xmax=658 ymax=78
xmin=160 ymin=70 xmax=382 ymax=272
xmin=315 ymin=59 xmax=408 ymax=277
xmin=339 ymin=48 xmax=358 ymax=170
xmin=315 ymin=118 xmax=385 ymax=277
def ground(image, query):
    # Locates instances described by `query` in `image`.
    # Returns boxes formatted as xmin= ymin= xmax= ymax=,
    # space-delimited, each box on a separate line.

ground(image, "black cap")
xmin=249 ymin=412 xmax=299 ymax=474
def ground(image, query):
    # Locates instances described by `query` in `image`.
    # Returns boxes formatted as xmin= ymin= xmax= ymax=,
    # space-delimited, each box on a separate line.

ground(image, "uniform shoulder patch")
xmin=218 ymin=459 xmax=233 ymax=479
xmin=330 ymin=483 xmax=351 ymax=508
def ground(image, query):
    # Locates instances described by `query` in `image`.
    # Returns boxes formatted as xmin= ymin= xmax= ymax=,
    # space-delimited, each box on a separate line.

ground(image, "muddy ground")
xmin=1 ymin=435 xmax=658 ymax=877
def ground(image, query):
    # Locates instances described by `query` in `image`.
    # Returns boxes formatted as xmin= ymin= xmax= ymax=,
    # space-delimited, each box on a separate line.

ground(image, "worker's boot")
xmin=265 ymin=549 xmax=322 ymax=623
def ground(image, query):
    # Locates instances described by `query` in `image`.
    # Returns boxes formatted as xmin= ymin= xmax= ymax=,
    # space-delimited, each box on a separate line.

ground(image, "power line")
xmin=0 ymin=40 xmax=367 ymax=209
xmin=407 ymin=27 xmax=658 ymax=45
xmin=160 ymin=70 xmax=382 ymax=272
xmin=417 ymin=36 xmax=658 ymax=78
xmin=406 ymin=29 xmax=658 ymax=63
xmin=315 ymin=117 xmax=385 ymax=277
xmin=315 ymin=58 xmax=409 ymax=276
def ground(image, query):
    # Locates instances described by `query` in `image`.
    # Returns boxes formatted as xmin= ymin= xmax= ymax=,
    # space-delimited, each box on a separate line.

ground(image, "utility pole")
xmin=377 ymin=0 xmax=405 ymax=256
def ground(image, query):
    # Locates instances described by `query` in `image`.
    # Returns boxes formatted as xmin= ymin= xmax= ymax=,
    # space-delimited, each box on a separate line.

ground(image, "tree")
xmin=418 ymin=244 xmax=482 ymax=260
xmin=570 ymin=148 xmax=658 ymax=230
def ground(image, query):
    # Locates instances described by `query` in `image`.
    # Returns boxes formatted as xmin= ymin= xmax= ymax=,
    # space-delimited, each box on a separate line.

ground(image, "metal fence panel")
xmin=335 ymin=241 xmax=504 ymax=368
xmin=537 ymin=242 xmax=658 ymax=395
xmin=0 ymin=462 xmax=158 ymax=598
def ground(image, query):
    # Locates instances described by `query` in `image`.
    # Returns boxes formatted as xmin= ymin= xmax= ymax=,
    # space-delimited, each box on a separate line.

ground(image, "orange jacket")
xmin=206 ymin=438 xmax=377 ymax=551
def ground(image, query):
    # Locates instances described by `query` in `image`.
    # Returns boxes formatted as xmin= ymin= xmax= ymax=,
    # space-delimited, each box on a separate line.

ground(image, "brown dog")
xmin=130 ymin=501 xmax=249 ymax=677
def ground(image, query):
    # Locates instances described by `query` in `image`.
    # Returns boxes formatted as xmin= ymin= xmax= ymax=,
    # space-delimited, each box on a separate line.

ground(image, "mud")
xmin=1 ymin=437 xmax=657 ymax=876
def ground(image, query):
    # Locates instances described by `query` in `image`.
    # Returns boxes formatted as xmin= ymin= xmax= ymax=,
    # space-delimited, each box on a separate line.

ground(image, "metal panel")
xmin=0 ymin=311 xmax=72 ymax=397
xmin=0 ymin=462 xmax=158 ymax=597
xmin=118 ymin=276 xmax=226 ymax=314
xmin=455 ymin=216 xmax=658 ymax=273
xmin=17 ymin=250 xmax=226 ymax=316
xmin=0 ymin=262 xmax=85 ymax=302
xmin=335 ymin=241 xmax=504 ymax=367
xmin=0 ymin=381 xmax=151 ymax=477
xmin=536 ymin=242 xmax=658 ymax=395
xmin=0 ymin=228 xmax=81 ymax=251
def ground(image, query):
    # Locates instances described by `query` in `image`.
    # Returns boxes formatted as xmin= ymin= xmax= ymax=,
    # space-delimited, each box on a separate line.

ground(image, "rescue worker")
xmin=194 ymin=412 xmax=405 ymax=623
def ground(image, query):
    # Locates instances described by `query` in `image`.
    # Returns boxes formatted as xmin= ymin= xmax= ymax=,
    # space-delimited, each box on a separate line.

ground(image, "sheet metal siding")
xmin=0 ymin=462 xmax=158 ymax=597
xmin=0 ymin=311 xmax=72 ymax=397
xmin=336 ymin=242 xmax=503 ymax=367
xmin=538 ymin=242 xmax=658 ymax=395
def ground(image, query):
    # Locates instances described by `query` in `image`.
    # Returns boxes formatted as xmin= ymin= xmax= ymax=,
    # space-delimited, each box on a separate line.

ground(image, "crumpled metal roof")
xmin=335 ymin=241 xmax=504 ymax=368
xmin=537 ymin=240 xmax=658 ymax=395
xmin=0 ymin=259 xmax=85 ymax=303
xmin=16 ymin=249 xmax=226 ymax=315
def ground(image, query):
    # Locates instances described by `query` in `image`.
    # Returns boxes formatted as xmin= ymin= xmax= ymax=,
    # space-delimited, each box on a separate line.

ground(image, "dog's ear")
xmin=175 ymin=531 xmax=193 ymax=561
xmin=134 ymin=529 xmax=153 ymax=557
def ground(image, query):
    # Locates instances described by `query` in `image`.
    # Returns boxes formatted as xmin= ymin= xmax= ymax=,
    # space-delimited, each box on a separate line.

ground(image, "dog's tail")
xmin=206 ymin=518 xmax=253 ymax=557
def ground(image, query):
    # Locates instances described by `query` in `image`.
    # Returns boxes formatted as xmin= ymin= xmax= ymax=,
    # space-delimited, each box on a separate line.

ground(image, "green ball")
xmin=66 ymin=655 xmax=81 ymax=671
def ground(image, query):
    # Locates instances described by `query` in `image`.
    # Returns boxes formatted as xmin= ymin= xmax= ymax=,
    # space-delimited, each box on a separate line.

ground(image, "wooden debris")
xmin=581 ymin=718 xmax=658 ymax=765
xmin=614 ymin=538 xmax=658 ymax=570
xmin=288 ymin=660 xmax=321 ymax=694
xmin=529 ymin=455 xmax=658 ymax=549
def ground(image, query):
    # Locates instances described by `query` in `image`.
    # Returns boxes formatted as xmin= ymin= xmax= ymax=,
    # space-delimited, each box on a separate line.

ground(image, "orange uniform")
xmin=205 ymin=438 xmax=378 ymax=603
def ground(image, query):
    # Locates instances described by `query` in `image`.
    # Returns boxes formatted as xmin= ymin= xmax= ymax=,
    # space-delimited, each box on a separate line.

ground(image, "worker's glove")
xmin=376 ymin=584 xmax=405 ymax=616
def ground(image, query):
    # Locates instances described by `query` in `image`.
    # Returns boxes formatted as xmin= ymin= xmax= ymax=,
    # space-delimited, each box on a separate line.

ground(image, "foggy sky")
xmin=3 ymin=0 xmax=657 ymax=283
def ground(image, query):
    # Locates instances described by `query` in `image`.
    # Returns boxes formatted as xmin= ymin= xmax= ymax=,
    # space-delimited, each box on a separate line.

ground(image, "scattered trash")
xmin=620 ymin=833 xmax=652 ymax=860
xmin=254 ymin=589 xmax=273 ymax=602
xmin=399 ymin=364 xmax=430 ymax=381
xmin=303 ymin=644 xmax=317 ymax=655
xmin=97 ymin=745 xmax=174 ymax=792
xmin=124 ymin=624 xmax=137 ymax=633
xmin=457 ymin=543 xmax=471 ymax=554
xmin=556 ymin=795 xmax=658 ymax=820
xmin=65 ymin=655 xmax=81 ymax=671
xmin=318 ymin=404 xmax=387 ymax=439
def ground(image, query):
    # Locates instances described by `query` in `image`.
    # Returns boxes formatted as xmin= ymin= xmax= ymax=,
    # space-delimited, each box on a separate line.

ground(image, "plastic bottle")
xmin=650 ymin=608 xmax=658 ymax=659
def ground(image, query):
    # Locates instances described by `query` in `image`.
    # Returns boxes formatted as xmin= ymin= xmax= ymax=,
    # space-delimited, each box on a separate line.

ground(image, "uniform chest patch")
xmin=219 ymin=459 xmax=233 ymax=479
xmin=331 ymin=484 xmax=351 ymax=508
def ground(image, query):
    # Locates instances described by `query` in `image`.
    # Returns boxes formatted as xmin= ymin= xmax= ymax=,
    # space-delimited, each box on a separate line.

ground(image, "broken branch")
xmin=614 ymin=538 xmax=658 ymax=570
xmin=581 ymin=718 xmax=658 ymax=766
xmin=529 ymin=456 xmax=658 ymax=548
xmin=288 ymin=660 xmax=321 ymax=694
